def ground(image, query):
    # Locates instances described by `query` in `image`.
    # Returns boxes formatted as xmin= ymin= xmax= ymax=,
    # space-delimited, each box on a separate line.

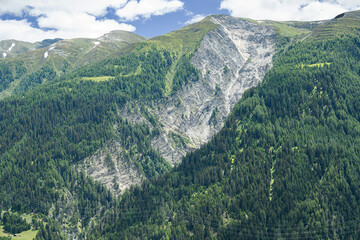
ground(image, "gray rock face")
xmin=82 ymin=15 xmax=277 ymax=191
xmin=152 ymin=15 xmax=277 ymax=164
xmin=79 ymin=140 xmax=143 ymax=195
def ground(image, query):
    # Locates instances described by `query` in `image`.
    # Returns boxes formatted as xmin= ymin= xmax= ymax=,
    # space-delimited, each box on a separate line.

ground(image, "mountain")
xmin=0 ymin=10 xmax=360 ymax=239
xmin=310 ymin=10 xmax=360 ymax=40
xmin=0 ymin=38 xmax=63 ymax=58
xmin=0 ymin=18 xmax=220 ymax=237
xmin=86 ymin=11 xmax=360 ymax=239
xmin=0 ymin=31 xmax=146 ymax=99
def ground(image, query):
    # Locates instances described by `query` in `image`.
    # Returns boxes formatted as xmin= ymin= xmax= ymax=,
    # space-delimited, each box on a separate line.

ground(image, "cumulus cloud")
xmin=185 ymin=14 xmax=207 ymax=25
xmin=0 ymin=0 xmax=128 ymax=16
xmin=0 ymin=0 xmax=184 ymax=41
xmin=116 ymin=0 xmax=184 ymax=21
xmin=37 ymin=12 xmax=135 ymax=38
xmin=220 ymin=0 xmax=360 ymax=21
xmin=0 ymin=19 xmax=57 ymax=42
xmin=0 ymin=17 xmax=135 ymax=42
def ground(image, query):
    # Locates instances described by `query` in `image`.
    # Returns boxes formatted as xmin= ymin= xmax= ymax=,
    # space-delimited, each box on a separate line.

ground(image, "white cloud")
xmin=0 ymin=16 xmax=135 ymax=42
xmin=37 ymin=11 xmax=135 ymax=38
xmin=220 ymin=0 xmax=360 ymax=21
xmin=0 ymin=19 xmax=57 ymax=42
xmin=116 ymin=0 xmax=184 ymax=21
xmin=0 ymin=0 xmax=128 ymax=16
xmin=0 ymin=0 xmax=184 ymax=41
xmin=185 ymin=14 xmax=207 ymax=25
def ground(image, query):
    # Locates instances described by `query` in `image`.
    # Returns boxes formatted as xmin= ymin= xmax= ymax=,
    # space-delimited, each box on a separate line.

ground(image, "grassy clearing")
xmin=306 ymin=62 xmax=331 ymax=68
xmin=264 ymin=21 xmax=310 ymax=37
xmin=300 ymin=62 xmax=331 ymax=68
xmin=269 ymin=161 xmax=276 ymax=201
xmin=0 ymin=226 xmax=8 ymax=237
xmin=15 ymin=229 xmax=38 ymax=240
xmin=0 ymin=226 xmax=38 ymax=240
xmin=81 ymin=76 xmax=113 ymax=82
xmin=164 ymin=57 xmax=180 ymax=96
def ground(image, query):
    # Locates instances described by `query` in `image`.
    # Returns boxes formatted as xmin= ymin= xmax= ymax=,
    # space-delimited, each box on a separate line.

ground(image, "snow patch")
xmin=92 ymin=41 xmax=101 ymax=49
xmin=49 ymin=46 xmax=55 ymax=51
xmin=3 ymin=53 xmax=7 ymax=58
xmin=8 ymin=43 xmax=15 ymax=52
xmin=44 ymin=51 xmax=48 ymax=59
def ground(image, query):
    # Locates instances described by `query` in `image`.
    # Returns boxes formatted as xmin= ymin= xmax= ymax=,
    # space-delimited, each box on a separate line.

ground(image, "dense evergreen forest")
xmin=1 ymin=12 xmax=360 ymax=239
xmin=0 ymin=61 xmax=26 ymax=92
xmin=85 ymin=33 xmax=360 ymax=239
xmin=0 ymin=31 xmax=204 ymax=237
xmin=2 ymin=212 xmax=30 ymax=234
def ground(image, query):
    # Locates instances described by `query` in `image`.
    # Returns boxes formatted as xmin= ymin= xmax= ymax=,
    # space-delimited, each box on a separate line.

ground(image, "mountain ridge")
xmin=0 ymin=30 xmax=146 ymax=99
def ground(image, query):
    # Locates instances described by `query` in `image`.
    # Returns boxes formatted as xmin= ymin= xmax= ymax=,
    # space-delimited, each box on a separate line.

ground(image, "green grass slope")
xmin=258 ymin=20 xmax=312 ymax=37
xmin=147 ymin=17 xmax=217 ymax=54
xmin=310 ymin=10 xmax=360 ymax=41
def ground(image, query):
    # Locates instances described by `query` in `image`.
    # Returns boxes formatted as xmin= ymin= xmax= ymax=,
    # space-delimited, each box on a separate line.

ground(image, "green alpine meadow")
xmin=0 ymin=9 xmax=360 ymax=240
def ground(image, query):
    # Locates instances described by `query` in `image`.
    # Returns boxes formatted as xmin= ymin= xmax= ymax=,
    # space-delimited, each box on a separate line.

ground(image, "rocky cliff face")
xmin=151 ymin=15 xmax=277 ymax=164
xmin=84 ymin=15 xmax=277 ymax=191
xmin=79 ymin=140 xmax=143 ymax=195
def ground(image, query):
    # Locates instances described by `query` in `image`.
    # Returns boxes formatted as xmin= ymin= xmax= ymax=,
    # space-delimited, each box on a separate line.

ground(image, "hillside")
xmin=0 ymin=10 xmax=360 ymax=239
xmin=0 ymin=38 xmax=62 ymax=58
xmin=0 ymin=31 xmax=146 ymax=99
xmin=310 ymin=10 xmax=360 ymax=41
xmin=86 ymin=12 xmax=360 ymax=239
xmin=0 ymin=17 xmax=221 ymax=237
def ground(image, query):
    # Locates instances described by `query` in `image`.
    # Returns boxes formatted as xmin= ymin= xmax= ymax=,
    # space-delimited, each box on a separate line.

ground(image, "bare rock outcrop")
xmin=152 ymin=15 xmax=277 ymax=164
xmin=83 ymin=15 xmax=277 ymax=191
xmin=79 ymin=140 xmax=143 ymax=195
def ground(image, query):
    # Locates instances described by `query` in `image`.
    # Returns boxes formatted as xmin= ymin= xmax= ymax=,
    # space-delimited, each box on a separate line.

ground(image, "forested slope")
xmin=87 ymin=18 xmax=360 ymax=239
xmin=1 ymin=11 xmax=360 ymax=239
xmin=0 ymin=31 xmax=146 ymax=99
xmin=0 ymin=19 xmax=216 ymax=238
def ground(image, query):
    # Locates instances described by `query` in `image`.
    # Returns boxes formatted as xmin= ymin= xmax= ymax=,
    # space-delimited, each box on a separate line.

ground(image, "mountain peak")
xmin=98 ymin=30 xmax=147 ymax=43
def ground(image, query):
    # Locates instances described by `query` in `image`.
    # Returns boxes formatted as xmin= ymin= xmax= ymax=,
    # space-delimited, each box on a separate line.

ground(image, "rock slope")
xmin=152 ymin=15 xmax=277 ymax=164
xmin=83 ymin=15 xmax=277 ymax=191
xmin=79 ymin=140 xmax=143 ymax=195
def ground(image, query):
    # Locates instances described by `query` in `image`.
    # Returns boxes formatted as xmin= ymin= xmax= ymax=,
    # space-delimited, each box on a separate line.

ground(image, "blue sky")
xmin=130 ymin=0 xmax=229 ymax=38
xmin=0 ymin=0 xmax=359 ymax=42
xmin=96 ymin=0 xmax=229 ymax=38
